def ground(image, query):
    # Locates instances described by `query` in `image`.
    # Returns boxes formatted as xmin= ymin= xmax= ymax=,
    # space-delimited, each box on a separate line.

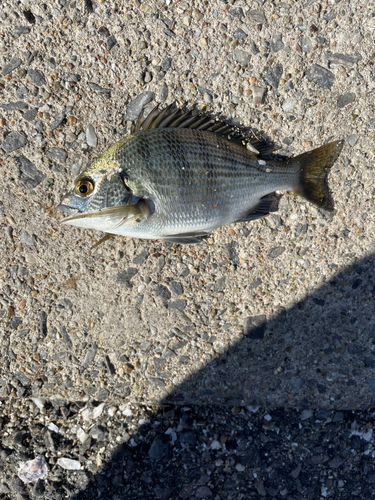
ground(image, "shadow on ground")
xmin=72 ymin=253 xmax=375 ymax=500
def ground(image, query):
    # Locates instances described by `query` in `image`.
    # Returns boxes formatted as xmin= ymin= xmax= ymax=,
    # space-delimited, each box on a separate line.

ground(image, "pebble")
xmin=17 ymin=456 xmax=49 ymax=483
xmin=13 ymin=26 xmax=31 ymax=37
xmin=161 ymin=58 xmax=172 ymax=72
xmin=27 ymin=69 xmax=46 ymax=87
xmin=236 ymin=464 xmax=246 ymax=472
xmin=1 ymin=131 xmax=28 ymax=153
xmin=300 ymin=409 xmax=313 ymax=421
xmin=93 ymin=402 xmax=105 ymax=419
xmin=325 ymin=52 xmax=362 ymax=67
xmin=244 ymin=315 xmax=266 ymax=339
xmin=160 ymin=83 xmax=168 ymax=101
xmin=268 ymin=246 xmax=285 ymax=258
xmin=305 ymin=64 xmax=335 ymax=89
xmin=282 ymin=99 xmax=297 ymax=112
xmin=233 ymin=49 xmax=251 ymax=66
xmin=49 ymin=112 xmax=66 ymax=131
xmin=57 ymin=458 xmax=81 ymax=471
xmin=107 ymin=35 xmax=117 ymax=51
xmin=16 ymin=85 xmax=29 ymax=99
xmin=71 ymin=158 xmax=83 ymax=175
xmin=23 ymin=108 xmax=38 ymax=122
xmin=270 ymin=34 xmax=284 ymax=52
xmin=301 ymin=37 xmax=313 ymax=53
xmin=148 ymin=435 xmax=169 ymax=461
xmin=2 ymin=101 xmax=28 ymax=111
xmin=77 ymin=427 xmax=90 ymax=444
xmin=20 ymin=230 xmax=35 ymax=247
xmin=346 ymin=135 xmax=359 ymax=147
xmin=123 ymin=92 xmax=155 ymax=122
xmin=46 ymin=147 xmax=68 ymax=163
xmin=210 ymin=440 xmax=221 ymax=450
xmin=86 ymin=124 xmax=97 ymax=147
xmin=337 ymin=93 xmax=356 ymax=109
xmin=234 ymin=28 xmax=247 ymax=40
xmin=264 ymin=63 xmax=283 ymax=89
xmin=248 ymin=9 xmax=267 ymax=25
xmin=87 ymin=82 xmax=111 ymax=95
xmin=17 ymin=155 xmax=46 ymax=189
xmin=2 ymin=57 xmax=22 ymax=75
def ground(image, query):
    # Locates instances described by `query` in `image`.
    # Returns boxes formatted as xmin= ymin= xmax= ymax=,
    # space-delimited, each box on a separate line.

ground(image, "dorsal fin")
xmin=132 ymin=103 xmax=260 ymax=150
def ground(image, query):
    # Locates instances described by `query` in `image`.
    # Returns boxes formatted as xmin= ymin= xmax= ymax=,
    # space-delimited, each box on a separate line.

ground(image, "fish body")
xmin=58 ymin=105 xmax=343 ymax=244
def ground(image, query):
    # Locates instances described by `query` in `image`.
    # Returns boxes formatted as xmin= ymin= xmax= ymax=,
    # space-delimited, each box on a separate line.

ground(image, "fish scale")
xmin=57 ymin=105 xmax=343 ymax=244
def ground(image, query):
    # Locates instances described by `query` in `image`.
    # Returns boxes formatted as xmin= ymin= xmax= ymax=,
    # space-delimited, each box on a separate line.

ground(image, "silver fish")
xmin=57 ymin=105 xmax=343 ymax=244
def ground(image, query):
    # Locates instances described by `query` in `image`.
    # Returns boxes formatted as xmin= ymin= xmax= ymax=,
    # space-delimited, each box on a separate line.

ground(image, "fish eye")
xmin=76 ymin=178 xmax=94 ymax=197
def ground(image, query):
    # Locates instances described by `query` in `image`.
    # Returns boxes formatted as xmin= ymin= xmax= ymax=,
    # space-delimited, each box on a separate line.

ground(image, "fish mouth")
xmin=56 ymin=204 xmax=81 ymax=220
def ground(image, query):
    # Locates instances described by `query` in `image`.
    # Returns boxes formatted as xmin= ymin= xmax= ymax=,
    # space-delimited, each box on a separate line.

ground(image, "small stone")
xmin=236 ymin=464 xmax=246 ymax=472
xmin=2 ymin=101 xmax=28 ymax=111
xmin=123 ymin=92 xmax=155 ymax=122
xmin=367 ymin=119 xmax=375 ymax=130
xmin=282 ymin=99 xmax=297 ymax=112
xmin=27 ymin=69 xmax=46 ymax=87
xmin=160 ymin=83 xmax=168 ymax=101
xmin=107 ymin=35 xmax=117 ymax=51
xmin=20 ymin=230 xmax=35 ymax=246
xmin=17 ymin=456 xmax=49 ymax=483
xmin=77 ymin=427 xmax=90 ymax=444
xmin=46 ymin=147 xmax=68 ymax=163
xmin=49 ymin=112 xmax=66 ymax=131
xmin=337 ymin=93 xmax=356 ymax=109
xmin=57 ymin=458 xmax=81 ymax=470
xmin=1 ymin=131 xmax=28 ymax=153
xmin=234 ymin=28 xmax=247 ymax=40
xmin=270 ymin=34 xmax=284 ymax=52
xmin=87 ymin=82 xmax=111 ymax=94
xmin=300 ymin=409 xmax=313 ymax=420
xmin=17 ymin=155 xmax=46 ymax=189
xmin=233 ymin=49 xmax=251 ymax=66
xmin=244 ymin=315 xmax=266 ymax=339
xmin=210 ymin=440 xmax=221 ymax=450
xmin=289 ymin=378 xmax=305 ymax=389
xmin=161 ymin=58 xmax=172 ymax=72
xmin=306 ymin=64 xmax=335 ymax=89
xmin=248 ymin=9 xmax=267 ymax=25
xmin=149 ymin=435 xmax=169 ymax=461
xmin=200 ymin=37 xmax=207 ymax=46
xmin=264 ymin=63 xmax=283 ymax=89
xmin=86 ymin=124 xmax=97 ymax=147
xmin=70 ymin=158 xmax=83 ymax=175
xmin=268 ymin=246 xmax=285 ymax=258
xmin=195 ymin=486 xmax=212 ymax=498
xmin=2 ymin=57 xmax=22 ymax=75
xmin=16 ymin=85 xmax=29 ymax=99
xmin=22 ymin=108 xmax=38 ymax=122
xmin=255 ymin=480 xmax=267 ymax=497
xmin=167 ymin=299 xmax=186 ymax=311
xmin=203 ymin=93 xmax=212 ymax=104
xmin=169 ymin=281 xmax=183 ymax=295
xmin=83 ymin=344 xmax=97 ymax=369
xmin=155 ymin=284 xmax=171 ymax=301
xmin=325 ymin=52 xmax=362 ymax=67
xmin=346 ymin=135 xmax=359 ymax=147
xmin=13 ymin=26 xmax=31 ymax=37
xmin=93 ymin=402 xmax=105 ymax=418
xmin=117 ymin=268 xmax=138 ymax=287
xmin=301 ymin=37 xmax=313 ymax=53
xmin=214 ymin=276 xmax=226 ymax=292
xmin=31 ymin=398 xmax=46 ymax=410
xmin=32 ymin=479 xmax=45 ymax=497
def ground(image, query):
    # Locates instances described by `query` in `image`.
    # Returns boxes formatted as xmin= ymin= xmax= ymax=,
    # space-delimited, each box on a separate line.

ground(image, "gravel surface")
xmin=0 ymin=0 xmax=375 ymax=498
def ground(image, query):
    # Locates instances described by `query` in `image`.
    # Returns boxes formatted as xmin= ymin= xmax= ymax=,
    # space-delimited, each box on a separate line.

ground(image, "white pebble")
xmin=93 ymin=402 xmax=105 ymax=419
xmin=31 ymin=398 xmax=46 ymax=410
xmin=210 ymin=440 xmax=221 ymax=450
xmin=57 ymin=458 xmax=81 ymax=470
xmin=108 ymin=406 xmax=117 ymax=417
xmin=282 ymin=99 xmax=297 ymax=112
xmin=76 ymin=427 xmax=90 ymax=444
xmin=47 ymin=422 xmax=59 ymax=433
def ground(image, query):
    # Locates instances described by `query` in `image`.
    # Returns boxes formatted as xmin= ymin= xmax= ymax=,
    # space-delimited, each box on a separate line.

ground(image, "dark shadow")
xmin=66 ymin=253 xmax=374 ymax=498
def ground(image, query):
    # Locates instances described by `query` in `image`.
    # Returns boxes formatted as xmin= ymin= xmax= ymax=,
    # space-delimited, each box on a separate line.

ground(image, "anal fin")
xmin=235 ymin=193 xmax=280 ymax=223
xmin=161 ymin=231 xmax=210 ymax=244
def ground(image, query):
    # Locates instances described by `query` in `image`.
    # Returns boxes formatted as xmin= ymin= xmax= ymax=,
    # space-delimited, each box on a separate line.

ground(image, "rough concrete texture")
xmin=0 ymin=0 xmax=375 ymax=498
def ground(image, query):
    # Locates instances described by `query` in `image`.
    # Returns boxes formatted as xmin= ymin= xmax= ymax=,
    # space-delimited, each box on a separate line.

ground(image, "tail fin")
xmin=292 ymin=140 xmax=343 ymax=211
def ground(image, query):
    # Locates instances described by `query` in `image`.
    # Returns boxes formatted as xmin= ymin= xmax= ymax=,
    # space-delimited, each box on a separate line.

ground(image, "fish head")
xmin=57 ymin=156 xmax=133 ymax=230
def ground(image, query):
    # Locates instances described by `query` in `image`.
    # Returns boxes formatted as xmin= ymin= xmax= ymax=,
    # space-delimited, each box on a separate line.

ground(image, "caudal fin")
xmin=291 ymin=140 xmax=343 ymax=211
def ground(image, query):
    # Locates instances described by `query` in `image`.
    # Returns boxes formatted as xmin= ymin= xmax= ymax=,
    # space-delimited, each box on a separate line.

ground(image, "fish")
xmin=57 ymin=104 xmax=343 ymax=245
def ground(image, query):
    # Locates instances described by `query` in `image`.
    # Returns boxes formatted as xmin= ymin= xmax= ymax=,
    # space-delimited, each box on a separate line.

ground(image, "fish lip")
xmin=56 ymin=203 xmax=80 ymax=215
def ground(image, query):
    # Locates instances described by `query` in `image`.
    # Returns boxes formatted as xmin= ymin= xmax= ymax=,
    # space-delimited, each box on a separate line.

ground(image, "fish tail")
xmin=291 ymin=140 xmax=343 ymax=211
